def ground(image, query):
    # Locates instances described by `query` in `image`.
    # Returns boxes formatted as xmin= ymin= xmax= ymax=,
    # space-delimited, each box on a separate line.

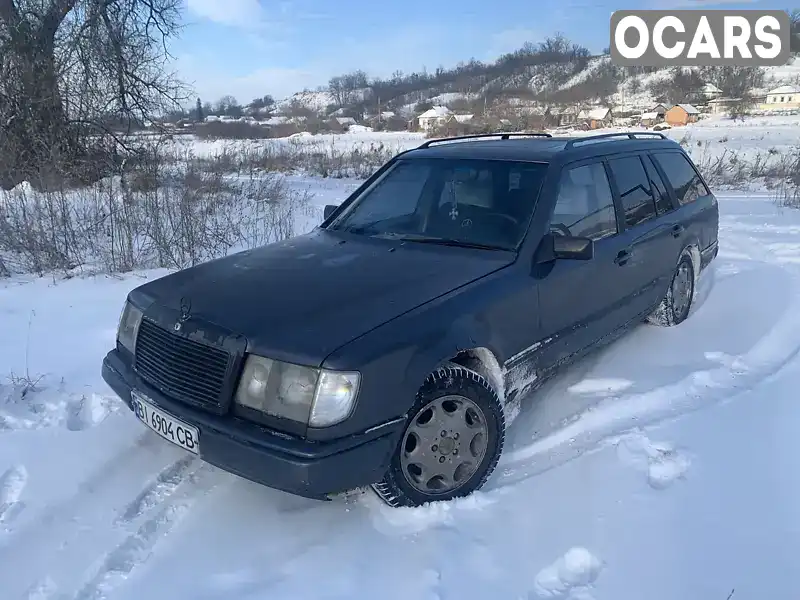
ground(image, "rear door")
xmin=532 ymin=158 xmax=634 ymax=370
xmin=650 ymin=150 xmax=719 ymax=258
xmin=605 ymin=153 xmax=679 ymax=319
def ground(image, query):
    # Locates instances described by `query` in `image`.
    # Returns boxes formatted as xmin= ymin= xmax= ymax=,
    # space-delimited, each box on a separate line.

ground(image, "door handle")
xmin=614 ymin=249 xmax=632 ymax=266
xmin=671 ymin=224 xmax=685 ymax=238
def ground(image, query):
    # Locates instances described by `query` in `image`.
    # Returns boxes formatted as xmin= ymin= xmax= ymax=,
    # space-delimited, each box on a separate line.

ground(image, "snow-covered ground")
xmin=2 ymin=120 xmax=800 ymax=599
xmin=179 ymin=113 xmax=800 ymax=177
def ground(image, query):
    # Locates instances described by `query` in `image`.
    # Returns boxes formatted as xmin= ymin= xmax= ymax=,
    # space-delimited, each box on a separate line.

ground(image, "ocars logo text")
xmin=610 ymin=10 xmax=791 ymax=67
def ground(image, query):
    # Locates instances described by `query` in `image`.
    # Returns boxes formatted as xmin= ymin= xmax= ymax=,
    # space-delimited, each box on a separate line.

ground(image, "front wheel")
xmin=372 ymin=365 xmax=505 ymax=508
xmin=647 ymin=252 xmax=696 ymax=327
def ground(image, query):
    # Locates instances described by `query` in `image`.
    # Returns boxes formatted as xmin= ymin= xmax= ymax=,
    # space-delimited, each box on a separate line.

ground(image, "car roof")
xmin=399 ymin=133 xmax=683 ymax=165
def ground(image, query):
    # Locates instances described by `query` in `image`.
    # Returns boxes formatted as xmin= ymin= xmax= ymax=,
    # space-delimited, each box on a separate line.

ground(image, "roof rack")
xmin=417 ymin=132 xmax=552 ymax=149
xmin=564 ymin=131 xmax=667 ymax=149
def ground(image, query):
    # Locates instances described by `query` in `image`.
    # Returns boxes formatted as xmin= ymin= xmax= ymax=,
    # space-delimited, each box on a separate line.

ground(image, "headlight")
xmin=117 ymin=301 xmax=143 ymax=353
xmin=311 ymin=371 xmax=360 ymax=427
xmin=234 ymin=355 xmax=359 ymax=428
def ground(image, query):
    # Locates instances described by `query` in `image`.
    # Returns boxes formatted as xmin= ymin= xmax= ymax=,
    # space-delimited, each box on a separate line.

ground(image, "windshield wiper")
xmin=375 ymin=233 xmax=509 ymax=251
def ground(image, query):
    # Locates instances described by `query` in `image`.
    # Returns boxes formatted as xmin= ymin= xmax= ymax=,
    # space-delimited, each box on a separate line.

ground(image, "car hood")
xmin=131 ymin=229 xmax=514 ymax=366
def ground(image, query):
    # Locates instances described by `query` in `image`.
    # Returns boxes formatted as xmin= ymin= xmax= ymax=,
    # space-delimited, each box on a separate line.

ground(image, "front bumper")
xmin=101 ymin=349 xmax=404 ymax=500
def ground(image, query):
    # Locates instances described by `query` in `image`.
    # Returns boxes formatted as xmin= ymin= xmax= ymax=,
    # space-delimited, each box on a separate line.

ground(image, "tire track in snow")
xmin=70 ymin=462 xmax=222 ymax=600
xmin=115 ymin=455 xmax=198 ymax=526
xmin=493 ymin=264 xmax=800 ymax=488
xmin=0 ymin=430 xmax=156 ymax=557
xmin=0 ymin=435 xmax=213 ymax=599
xmin=0 ymin=465 xmax=28 ymax=529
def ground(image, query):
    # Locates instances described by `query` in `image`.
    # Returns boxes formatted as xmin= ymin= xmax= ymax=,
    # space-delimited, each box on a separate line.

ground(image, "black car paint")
xmin=102 ymin=134 xmax=719 ymax=500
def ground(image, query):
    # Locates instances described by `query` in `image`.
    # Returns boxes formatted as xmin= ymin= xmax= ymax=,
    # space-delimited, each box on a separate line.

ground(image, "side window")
xmin=643 ymin=155 xmax=674 ymax=215
xmin=607 ymin=156 xmax=657 ymax=228
xmin=552 ymin=162 xmax=617 ymax=241
xmin=652 ymin=152 xmax=711 ymax=207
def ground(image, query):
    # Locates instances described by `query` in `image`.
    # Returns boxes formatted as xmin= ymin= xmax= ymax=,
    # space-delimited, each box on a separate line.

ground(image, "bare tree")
xmin=699 ymin=66 xmax=764 ymax=99
xmin=0 ymin=0 xmax=186 ymax=190
xmin=328 ymin=70 xmax=369 ymax=108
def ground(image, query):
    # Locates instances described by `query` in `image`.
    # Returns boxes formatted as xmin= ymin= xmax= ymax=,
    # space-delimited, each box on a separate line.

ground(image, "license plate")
xmin=131 ymin=390 xmax=200 ymax=455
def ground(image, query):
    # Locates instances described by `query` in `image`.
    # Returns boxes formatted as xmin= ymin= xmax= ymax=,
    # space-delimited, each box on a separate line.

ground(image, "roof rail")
xmin=564 ymin=131 xmax=667 ymax=149
xmin=417 ymin=132 xmax=552 ymax=149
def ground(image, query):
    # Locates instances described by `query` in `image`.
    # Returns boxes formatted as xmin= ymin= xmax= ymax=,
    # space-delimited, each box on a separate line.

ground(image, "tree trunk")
xmin=0 ymin=16 xmax=77 ymax=191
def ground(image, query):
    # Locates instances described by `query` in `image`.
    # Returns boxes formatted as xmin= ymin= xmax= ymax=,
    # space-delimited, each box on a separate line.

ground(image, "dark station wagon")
xmin=102 ymin=131 xmax=719 ymax=508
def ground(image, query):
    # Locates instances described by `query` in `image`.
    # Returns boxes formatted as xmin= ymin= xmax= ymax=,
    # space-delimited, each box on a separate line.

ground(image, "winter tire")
xmin=647 ymin=252 xmax=696 ymax=327
xmin=372 ymin=365 xmax=505 ymax=508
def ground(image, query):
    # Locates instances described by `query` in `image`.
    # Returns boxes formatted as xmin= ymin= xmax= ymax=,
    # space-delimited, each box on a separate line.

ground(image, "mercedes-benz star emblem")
xmin=175 ymin=297 xmax=191 ymax=331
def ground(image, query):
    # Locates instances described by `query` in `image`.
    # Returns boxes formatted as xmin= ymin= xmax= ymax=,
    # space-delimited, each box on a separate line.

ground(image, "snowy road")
xmin=2 ymin=192 xmax=800 ymax=599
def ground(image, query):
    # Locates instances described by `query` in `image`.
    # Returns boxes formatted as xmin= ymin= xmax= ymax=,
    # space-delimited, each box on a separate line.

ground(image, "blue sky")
xmin=174 ymin=0 xmax=778 ymax=104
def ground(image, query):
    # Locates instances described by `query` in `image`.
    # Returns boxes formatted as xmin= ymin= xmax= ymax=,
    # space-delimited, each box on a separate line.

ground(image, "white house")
xmin=417 ymin=106 xmax=452 ymax=131
xmin=761 ymin=85 xmax=800 ymax=111
xmin=701 ymin=83 xmax=723 ymax=100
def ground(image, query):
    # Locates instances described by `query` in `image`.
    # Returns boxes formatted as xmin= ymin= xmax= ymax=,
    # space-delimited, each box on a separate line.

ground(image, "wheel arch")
xmin=403 ymin=315 xmax=507 ymax=405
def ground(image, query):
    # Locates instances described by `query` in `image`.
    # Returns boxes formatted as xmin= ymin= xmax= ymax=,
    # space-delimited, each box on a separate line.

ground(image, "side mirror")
xmin=536 ymin=233 xmax=594 ymax=263
xmin=324 ymin=204 xmax=338 ymax=220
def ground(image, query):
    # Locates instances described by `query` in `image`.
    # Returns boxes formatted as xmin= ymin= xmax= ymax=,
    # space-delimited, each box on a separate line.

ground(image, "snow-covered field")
xmin=2 ymin=121 xmax=800 ymax=599
xmin=180 ymin=113 xmax=800 ymax=177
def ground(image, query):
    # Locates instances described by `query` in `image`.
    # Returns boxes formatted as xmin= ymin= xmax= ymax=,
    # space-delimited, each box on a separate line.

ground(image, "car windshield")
xmin=326 ymin=158 xmax=548 ymax=251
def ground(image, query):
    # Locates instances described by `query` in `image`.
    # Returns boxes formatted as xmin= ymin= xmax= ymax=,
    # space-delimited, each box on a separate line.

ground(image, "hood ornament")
xmin=174 ymin=297 xmax=191 ymax=331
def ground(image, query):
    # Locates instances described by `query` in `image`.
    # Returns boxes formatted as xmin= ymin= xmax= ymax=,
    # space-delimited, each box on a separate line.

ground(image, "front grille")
xmin=134 ymin=318 xmax=231 ymax=411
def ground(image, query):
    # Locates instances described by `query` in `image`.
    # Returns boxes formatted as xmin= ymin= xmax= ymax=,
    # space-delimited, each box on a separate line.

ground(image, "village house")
xmin=578 ymin=107 xmax=612 ymax=129
xmin=640 ymin=111 xmax=661 ymax=127
xmin=416 ymin=106 xmax=452 ymax=131
xmin=664 ymin=104 xmax=700 ymax=126
xmin=701 ymin=83 xmax=723 ymax=101
xmin=450 ymin=114 xmax=474 ymax=124
xmin=760 ymin=85 xmax=800 ymax=111
xmin=651 ymin=104 xmax=669 ymax=118
xmin=548 ymin=106 xmax=579 ymax=127
xmin=707 ymin=97 xmax=750 ymax=115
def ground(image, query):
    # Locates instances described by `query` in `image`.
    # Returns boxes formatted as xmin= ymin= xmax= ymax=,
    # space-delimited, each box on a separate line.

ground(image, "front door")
xmin=532 ymin=159 xmax=633 ymax=371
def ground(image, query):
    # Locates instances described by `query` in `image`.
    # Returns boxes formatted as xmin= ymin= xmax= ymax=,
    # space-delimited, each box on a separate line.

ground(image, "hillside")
xmin=273 ymin=34 xmax=800 ymax=120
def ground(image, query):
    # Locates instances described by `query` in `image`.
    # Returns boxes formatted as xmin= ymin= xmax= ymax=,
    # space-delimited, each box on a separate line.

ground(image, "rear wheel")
xmin=372 ymin=365 xmax=505 ymax=508
xmin=647 ymin=252 xmax=696 ymax=327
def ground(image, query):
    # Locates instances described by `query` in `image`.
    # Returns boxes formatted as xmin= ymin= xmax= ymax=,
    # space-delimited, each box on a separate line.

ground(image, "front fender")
xmin=403 ymin=311 xmax=502 ymax=393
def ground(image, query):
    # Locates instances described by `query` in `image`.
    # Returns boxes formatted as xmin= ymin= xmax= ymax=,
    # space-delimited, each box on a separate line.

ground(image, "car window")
xmin=607 ymin=156 xmax=658 ymax=228
xmin=551 ymin=162 xmax=617 ymax=241
xmin=335 ymin=161 xmax=429 ymax=227
xmin=652 ymin=152 xmax=711 ymax=206
xmin=329 ymin=158 xmax=548 ymax=250
xmin=642 ymin=155 xmax=674 ymax=215
xmin=438 ymin=166 xmax=493 ymax=209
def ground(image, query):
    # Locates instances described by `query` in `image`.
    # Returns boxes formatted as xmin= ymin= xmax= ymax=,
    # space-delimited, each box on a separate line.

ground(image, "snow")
xmin=3 ymin=119 xmax=800 ymax=598
xmin=767 ymin=84 xmax=800 ymax=95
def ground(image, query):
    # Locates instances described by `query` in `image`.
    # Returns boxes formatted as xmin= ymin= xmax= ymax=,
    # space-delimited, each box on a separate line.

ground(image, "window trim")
xmin=642 ymin=153 xmax=677 ymax=215
xmin=550 ymin=157 xmax=622 ymax=241
xmin=603 ymin=151 xmax=660 ymax=231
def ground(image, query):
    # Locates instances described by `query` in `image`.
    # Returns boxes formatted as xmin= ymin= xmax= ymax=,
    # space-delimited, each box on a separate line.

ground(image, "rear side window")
xmin=643 ymin=155 xmax=674 ymax=215
xmin=552 ymin=162 xmax=617 ymax=241
xmin=607 ymin=156 xmax=658 ymax=228
xmin=652 ymin=152 xmax=711 ymax=206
